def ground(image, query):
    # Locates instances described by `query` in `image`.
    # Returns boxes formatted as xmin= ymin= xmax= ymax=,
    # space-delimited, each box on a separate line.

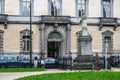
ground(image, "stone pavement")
xmin=111 ymin=68 xmax=120 ymax=72
xmin=0 ymin=69 xmax=74 ymax=80
xmin=0 ymin=68 xmax=120 ymax=80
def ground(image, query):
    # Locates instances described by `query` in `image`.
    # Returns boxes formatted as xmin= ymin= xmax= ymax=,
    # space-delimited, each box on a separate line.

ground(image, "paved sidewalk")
xmin=0 ymin=69 xmax=73 ymax=80
xmin=111 ymin=68 xmax=120 ymax=72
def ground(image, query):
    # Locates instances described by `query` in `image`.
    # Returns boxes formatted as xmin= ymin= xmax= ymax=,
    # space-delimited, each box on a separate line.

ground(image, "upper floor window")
xmin=76 ymin=0 xmax=88 ymax=17
xmin=20 ymin=0 xmax=34 ymax=16
xmin=48 ymin=0 xmax=62 ymax=16
xmin=0 ymin=0 xmax=4 ymax=14
xmin=102 ymin=0 xmax=113 ymax=17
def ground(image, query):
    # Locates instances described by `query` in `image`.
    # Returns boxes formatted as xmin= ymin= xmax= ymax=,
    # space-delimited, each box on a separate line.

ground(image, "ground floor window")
xmin=20 ymin=29 xmax=32 ymax=52
xmin=0 ymin=30 xmax=4 ymax=54
xmin=104 ymin=37 xmax=111 ymax=51
xmin=102 ymin=30 xmax=113 ymax=53
xmin=22 ymin=36 xmax=30 ymax=52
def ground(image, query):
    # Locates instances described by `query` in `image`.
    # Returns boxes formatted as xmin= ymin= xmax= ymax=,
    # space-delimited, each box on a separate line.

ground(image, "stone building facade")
xmin=0 ymin=0 xmax=120 ymax=59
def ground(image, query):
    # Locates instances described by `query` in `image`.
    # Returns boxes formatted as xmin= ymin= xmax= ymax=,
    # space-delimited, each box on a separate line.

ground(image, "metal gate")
xmin=58 ymin=57 xmax=72 ymax=70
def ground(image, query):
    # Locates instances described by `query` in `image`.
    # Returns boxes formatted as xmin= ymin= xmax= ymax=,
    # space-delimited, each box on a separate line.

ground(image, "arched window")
xmin=48 ymin=32 xmax=62 ymax=41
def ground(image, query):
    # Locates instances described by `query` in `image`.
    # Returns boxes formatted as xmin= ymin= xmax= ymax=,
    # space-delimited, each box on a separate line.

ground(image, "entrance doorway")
xmin=47 ymin=41 xmax=61 ymax=58
xmin=47 ymin=32 xmax=62 ymax=58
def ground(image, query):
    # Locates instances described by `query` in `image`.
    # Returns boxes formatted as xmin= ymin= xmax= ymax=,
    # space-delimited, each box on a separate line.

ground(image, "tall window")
xmin=102 ymin=30 xmax=113 ymax=53
xmin=104 ymin=37 xmax=112 ymax=52
xmin=48 ymin=0 xmax=62 ymax=16
xmin=0 ymin=0 xmax=2 ymax=14
xmin=20 ymin=0 xmax=33 ymax=16
xmin=0 ymin=0 xmax=4 ymax=14
xmin=76 ymin=0 xmax=88 ymax=17
xmin=22 ymin=36 xmax=30 ymax=51
xmin=102 ymin=0 xmax=113 ymax=17
xmin=20 ymin=29 xmax=32 ymax=52
xmin=0 ymin=30 xmax=4 ymax=55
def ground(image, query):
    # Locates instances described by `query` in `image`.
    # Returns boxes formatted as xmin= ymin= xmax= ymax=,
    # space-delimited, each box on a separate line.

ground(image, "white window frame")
xmin=76 ymin=0 xmax=88 ymax=17
xmin=0 ymin=0 xmax=5 ymax=14
xmin=20 ymin=0 xmax=34 ymax=16
xmin=48 ymin=0 xmax=62 ymax=16
xmin=101 ymin=0 xmax=113 ymax=17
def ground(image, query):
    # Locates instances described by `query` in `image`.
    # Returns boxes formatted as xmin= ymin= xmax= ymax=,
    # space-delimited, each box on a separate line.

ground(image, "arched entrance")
xmin=47 ymin=32 xmax=62 ymax=58
xmin=40 ymin=23 xmax=71 ymax=58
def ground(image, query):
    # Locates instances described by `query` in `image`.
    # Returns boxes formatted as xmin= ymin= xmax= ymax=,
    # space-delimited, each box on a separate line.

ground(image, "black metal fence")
xmin=42 ymin=55 xmax=120 ymax=70
xmin=58 ymin=57 xmax=72 ymax=70
xmin=72 ymin=55 xmax=120 ymax=70
xmin=107 ymin=55 xmax=120 ymax=68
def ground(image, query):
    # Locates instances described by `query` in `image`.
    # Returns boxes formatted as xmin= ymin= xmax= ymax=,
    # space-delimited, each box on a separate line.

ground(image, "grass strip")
xmin=0 ymin=68 xmax=44 ymax=72
xmin=17 ymin=71 xmax=120 ymax=80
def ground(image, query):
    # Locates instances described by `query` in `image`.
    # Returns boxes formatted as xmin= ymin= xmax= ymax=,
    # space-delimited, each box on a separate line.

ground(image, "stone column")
xmin=39 ymin=24 xmax=45 ymax=52
xmin=66 ymin=24 xmax=71 ymax=54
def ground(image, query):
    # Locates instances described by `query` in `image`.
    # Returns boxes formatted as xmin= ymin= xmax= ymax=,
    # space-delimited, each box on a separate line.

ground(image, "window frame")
xmin=0 ymin=0 xmax=5 ymax=14
xmin=75 ymin=0 xmax=88 ymax=17
xmin=20 ymin=0 xmax=34 ymax=16
xmin=102 ymin=30 xmax=113 ymax=53
xmin=22 ymin=36 xmax=30 ymax=52
xmin=101 ymin=0 xmax=113 ymax=17
xmin=0 ymin=29 xmax=4 ymax=55
xmin=48 ymin=0 xmax=62 ymax=16
xmin=20 ymin=29 xmax=33 ymax=53
xmin=104 ymin=37 xmax=112 ymax=51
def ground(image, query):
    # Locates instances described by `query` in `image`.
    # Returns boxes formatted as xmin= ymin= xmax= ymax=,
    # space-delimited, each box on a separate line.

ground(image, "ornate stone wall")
xmin=39 ymin=23 xmax=71 ymax=57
